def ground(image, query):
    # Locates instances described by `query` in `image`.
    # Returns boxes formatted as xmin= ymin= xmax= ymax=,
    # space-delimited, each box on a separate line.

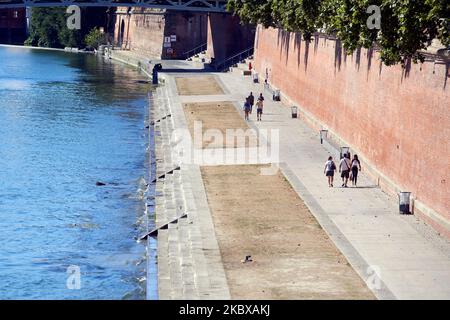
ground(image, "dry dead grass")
xmin=201 ymin=165 xmax=375 ymax=300
xmin=183 ymin=102 xmax=258 ymax=149
xmin=175 ymin=76 xmax=224 ymax=95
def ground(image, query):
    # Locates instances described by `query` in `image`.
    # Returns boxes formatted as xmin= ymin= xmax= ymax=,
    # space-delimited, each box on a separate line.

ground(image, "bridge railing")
xmin=0 ymin=0 xmax=229 ymax=13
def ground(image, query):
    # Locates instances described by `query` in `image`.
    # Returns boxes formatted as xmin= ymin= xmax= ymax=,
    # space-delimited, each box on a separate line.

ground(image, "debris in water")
xmin=96 ymin=181 xmax=106 ymax=186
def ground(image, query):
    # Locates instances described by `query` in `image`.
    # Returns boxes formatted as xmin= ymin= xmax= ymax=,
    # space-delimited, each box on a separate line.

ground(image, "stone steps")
xmin=151 ymin=82 xmax=230 ymax=300
xmin=153 ymin=85 xmax=200 ymax=299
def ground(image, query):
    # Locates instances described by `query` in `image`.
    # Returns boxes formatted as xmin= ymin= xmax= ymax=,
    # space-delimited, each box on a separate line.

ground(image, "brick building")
xmin=0 ymin=8 xmax=27 ymax=44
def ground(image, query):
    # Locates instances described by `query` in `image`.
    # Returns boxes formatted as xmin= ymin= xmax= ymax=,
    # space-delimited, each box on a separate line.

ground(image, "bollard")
xmin=152 ymin=68 xmax=158 ymax=85
xmin=398 ymin=192 xmax=412 ymax=214
xmin=152 ymin=63 xmax=162 ymax=85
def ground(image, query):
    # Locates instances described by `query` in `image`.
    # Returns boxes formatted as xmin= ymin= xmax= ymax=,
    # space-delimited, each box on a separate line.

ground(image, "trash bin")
xmin=291 ymin=106 xmax=298 ymax=118
xmin=152 ymin=67 xmax=158 ymax=85
xmin=252 ymin=72 xmax=259 ymax=83
xmin=154 ymin=63 xmax=162 ymax=71
xmin=273 ymin=89 xmax=280 ymax=101
xmin=340 ymin=146 xmax=350 ymax=159
xmin=398 ymin=192 xmax=412 ymax=214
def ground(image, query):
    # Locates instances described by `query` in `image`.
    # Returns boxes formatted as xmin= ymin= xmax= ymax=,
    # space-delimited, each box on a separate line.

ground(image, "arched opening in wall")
xmin=120 ymin=19 xmax=125 ymax=46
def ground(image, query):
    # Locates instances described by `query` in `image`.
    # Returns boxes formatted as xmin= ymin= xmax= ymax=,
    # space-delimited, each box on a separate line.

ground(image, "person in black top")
xmin=350 ymin=154 xmax=362 ymax=186
xmin=247 ymin=92 xmax=255 ymax=114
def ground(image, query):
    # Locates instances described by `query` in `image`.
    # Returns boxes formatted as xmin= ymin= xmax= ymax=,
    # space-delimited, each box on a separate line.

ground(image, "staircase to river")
xmin=152 ymin=85 xmax=230 ymax=299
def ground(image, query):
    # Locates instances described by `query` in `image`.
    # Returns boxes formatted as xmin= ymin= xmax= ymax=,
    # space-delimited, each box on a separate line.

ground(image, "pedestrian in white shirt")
xmin=324 ymin=156 xmax=337 ymax=187
xmin=339 ymin=154 xmax=351 ymax=187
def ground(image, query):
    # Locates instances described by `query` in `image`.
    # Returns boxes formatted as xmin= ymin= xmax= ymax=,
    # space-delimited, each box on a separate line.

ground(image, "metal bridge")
xmin=0 ymin=0 xmax=228 ymax=13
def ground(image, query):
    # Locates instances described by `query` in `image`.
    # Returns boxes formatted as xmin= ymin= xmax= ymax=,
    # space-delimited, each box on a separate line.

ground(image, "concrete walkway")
xmin=203 ymin=68 xmax=450 ymax=300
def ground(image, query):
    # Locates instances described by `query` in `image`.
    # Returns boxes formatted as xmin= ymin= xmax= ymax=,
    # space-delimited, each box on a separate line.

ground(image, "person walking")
xmin=243 ymin=98 xmax=251 ymax=121
xmin=339 ymin=153 xmax=351 ymax=187
xmin=324 ymin=156 xmax=337 ymax=187
xmin=248 ymin=92 xmax=255 ymax=114
xmin=256 ymin=98 xmax=263 ymax=121
xmin=258 ymin=93 xmax=264 ymax=102
xmin=350 ymin=154 xmax=362 ymax=186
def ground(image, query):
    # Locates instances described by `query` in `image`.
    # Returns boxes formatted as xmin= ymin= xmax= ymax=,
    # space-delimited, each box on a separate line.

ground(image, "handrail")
xmin=183 ymin=42 xmax=207 ymax=60
xmin=213 ymin=46 xmax=254 ymax=71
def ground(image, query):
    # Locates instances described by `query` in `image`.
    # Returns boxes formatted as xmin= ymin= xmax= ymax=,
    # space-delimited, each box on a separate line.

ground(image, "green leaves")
xmin=85 ymin=28 xmax=106 ymax=50
xmin=227 ymin=0 xmax=450 ymax=66
xmin=25 ymin=8 xmax=81 ymax=48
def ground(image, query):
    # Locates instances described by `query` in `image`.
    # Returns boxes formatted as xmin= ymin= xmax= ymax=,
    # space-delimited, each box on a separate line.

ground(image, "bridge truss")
xmin=0 ymin=0 xmax=228 ymax=13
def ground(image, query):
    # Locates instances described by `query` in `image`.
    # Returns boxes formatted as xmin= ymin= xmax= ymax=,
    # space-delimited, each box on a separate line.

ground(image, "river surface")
xmin=0 ymin=46 xmax=155 ymax=299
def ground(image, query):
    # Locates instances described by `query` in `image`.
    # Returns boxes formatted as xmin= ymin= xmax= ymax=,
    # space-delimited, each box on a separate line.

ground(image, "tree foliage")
xmin=85 ymin=28 xmax=106 ymax=49
xmin=227 ymin=0 xmax=450 ymax=65
xmin=25 ymin=8 xmax=83 ymax=48
xmin=25 ymin=7 xmax=108 ymax=49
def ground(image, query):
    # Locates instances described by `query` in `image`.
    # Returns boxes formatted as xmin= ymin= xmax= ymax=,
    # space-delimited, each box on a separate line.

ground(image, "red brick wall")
xmin=206 ymin=13 xmax=255 ymax=62
xmin=0 ymin=8 xmax=26 ymax=28
xmin=254 ymin=26 xmax=450 ymax=235
xmin=113 ymin=8 xmax=207 ymax=59
xmin=0 ymin=8 xmax=26 ymax=44
xmin=162 ymin=11 xmax=207 ymax=59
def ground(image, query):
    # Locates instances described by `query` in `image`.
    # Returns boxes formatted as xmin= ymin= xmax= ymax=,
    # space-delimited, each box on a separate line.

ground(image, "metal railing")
xmin=182 ymin=42 xmax=207 ymax=60
xmin=213 ymin=46 xmax=254 ymax=71
xmin=0 ymin=0 xmax=228 ymax=13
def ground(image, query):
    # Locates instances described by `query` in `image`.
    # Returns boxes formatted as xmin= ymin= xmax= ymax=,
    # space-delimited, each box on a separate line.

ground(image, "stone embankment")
xmin=151 ymin=83 xmax=230 ymax=299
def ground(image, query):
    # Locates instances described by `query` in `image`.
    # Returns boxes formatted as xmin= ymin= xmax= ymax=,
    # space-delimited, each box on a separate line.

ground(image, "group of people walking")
xmin=324 ymin=153 xmax=361 ymax=187
xmin=243 ymin=92 xmax=264 ymax=121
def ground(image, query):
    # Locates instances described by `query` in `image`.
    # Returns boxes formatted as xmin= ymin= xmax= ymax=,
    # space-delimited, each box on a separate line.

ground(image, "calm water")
xmin=0 ymin=46 xmax=154 ymax=299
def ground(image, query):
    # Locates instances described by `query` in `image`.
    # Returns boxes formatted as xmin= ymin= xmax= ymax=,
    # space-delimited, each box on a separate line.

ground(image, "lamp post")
xmin=320 ymin=129 xmax=328 ymax=144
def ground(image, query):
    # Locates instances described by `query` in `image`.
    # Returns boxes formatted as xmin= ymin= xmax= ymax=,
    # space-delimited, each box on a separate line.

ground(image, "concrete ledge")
xmin=109 ymin=50 xmax=152 ymax=78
